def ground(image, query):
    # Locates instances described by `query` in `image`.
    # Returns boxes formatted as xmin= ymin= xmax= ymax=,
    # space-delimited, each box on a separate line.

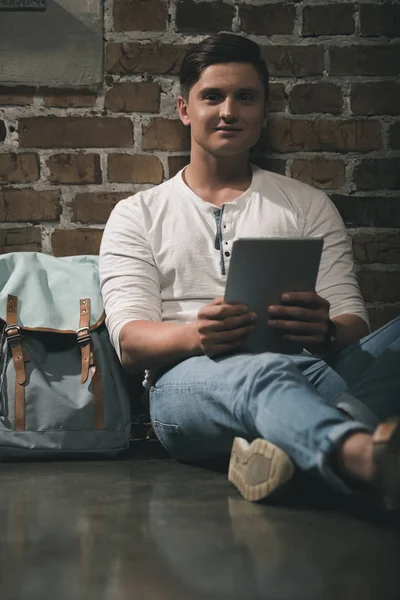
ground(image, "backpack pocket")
xmin=0 ymin=331 xmax=127 ymax=434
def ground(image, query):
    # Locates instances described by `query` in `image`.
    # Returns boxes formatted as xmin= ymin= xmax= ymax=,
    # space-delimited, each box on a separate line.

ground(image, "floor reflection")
xmin=0 ymin=460 xmax=399 ymax=600
xmin=147 ymin=467 xmax=400 ymax=600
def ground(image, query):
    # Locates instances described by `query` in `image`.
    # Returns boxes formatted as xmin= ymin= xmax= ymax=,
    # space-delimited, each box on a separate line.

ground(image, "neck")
xmin=185 ymin=146 xmax=252 ymax=192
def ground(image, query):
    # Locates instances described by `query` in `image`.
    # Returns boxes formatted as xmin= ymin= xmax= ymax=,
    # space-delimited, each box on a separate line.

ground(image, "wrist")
xmin=318 ymin=319 xmax=337 ymax=357
xmin=307 ymin=318 xmax=337 ymax=357
xmin=185 ymin=322 xmax=203 ymax=356
xmin=323 ymin=318 xmax=337 ymax=351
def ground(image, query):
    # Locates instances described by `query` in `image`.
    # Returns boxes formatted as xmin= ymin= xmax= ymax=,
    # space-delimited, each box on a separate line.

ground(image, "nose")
xmin=220 ymin=97 xmax=238 ymax=122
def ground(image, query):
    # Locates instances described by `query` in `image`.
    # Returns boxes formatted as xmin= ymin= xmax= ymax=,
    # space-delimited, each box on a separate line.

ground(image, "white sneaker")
xmin=228 ymin=437 xmax=295 ymax=502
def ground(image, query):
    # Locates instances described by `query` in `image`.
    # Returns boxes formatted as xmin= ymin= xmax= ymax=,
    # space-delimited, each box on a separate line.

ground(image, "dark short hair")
xmin=179 ymin=33 xmax=269 ymax=102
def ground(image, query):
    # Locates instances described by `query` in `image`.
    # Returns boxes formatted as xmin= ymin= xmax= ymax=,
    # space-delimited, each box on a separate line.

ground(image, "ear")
xmin=177 ymin=95 xmax=191 ymax=127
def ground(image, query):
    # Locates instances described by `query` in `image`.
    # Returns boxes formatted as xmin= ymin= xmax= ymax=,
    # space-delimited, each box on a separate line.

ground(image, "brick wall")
xmin=0 ymin=0 xmax=399 ymax=328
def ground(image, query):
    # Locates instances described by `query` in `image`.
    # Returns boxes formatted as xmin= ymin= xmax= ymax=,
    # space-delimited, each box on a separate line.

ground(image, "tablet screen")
xmin=224 ymin=237 xmax=323 ymax=354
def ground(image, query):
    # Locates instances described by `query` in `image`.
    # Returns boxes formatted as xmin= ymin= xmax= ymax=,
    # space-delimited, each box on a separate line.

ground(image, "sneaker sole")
xmin=228 ymin=437 xmax=295 ymax=502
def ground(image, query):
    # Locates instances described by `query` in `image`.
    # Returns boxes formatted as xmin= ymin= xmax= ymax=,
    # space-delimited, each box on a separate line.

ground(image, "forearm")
xmin=119 ymin=320 xmax=202 ymax=372
xmin=304 ymin=313 xmax=369 ymax=357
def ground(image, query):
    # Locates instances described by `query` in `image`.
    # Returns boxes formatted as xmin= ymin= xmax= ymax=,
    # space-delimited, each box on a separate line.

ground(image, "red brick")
xmin=261 ymin=46 xmax=324 ymax=77
xmin=168 ymin=155 xmax=190 ymax=178
xmin=108 ymin=154 xmax=163 ymax=184
xmin=114 ymin=0 xmax=168 ymax=32
xmin=72 ymin=192 xmax=127 ymax=224
xmin=0 ymin=228 xmax=41 ymax=254
xmin=46 ymin=154 xmax=102 ymax=185
xmin=330 ymin=45 xmax=400 ymax=76
xmin=354 ymin=159 xmax=400 ymax=191
xmin=0 ymin=86 xmax=34 ymax=106
xmin=268 ymin=119 xmax=381 ymax=153
xmin=360 ymin=3 xmax=400 ymax=37
xmin=269 ymin=84 xmax=287 ymax=113
xmin=239 ymin=3 xmax=295 ymax=35
xmin=0 ymin=121 xmax=5 ymax=142
xmin=106 ymin=43 xmax=190 ymax=76
xmin=51 ymin=229 xmax=103 ymax=257
xmin=176 ymin=0 xmax=234 ymax=32
xmin=0 ymin=189 xmax=60 ymax=223
xmin=19 ymin=117 xmax=133 ymax=149
xmin=357 ymin=269 xmax=400 ymax=303
xmin=289 ymin=83 xmax=342 ymax=115
xmin=0 ymin=153 xmax=39 ymax=184
xmin=42 ymin=90 xmax=97 ymax=108
xmin=368 ymin=306 xmax=400 ymax=331
xmin=351 ymin=82 xmax=400 ymax=116
xmin=331 ymin=195 xmax=400 ymax=228
xmin=291 ymin=158 xmax=345 ymax=190
xmin=352 ymin=231 xmax=400 ymax=264
xmin=105 ymin=82 xmax=160 ymax=113
xmin=303 ymin=4 xmax=355 ymax=36
xmin=389 ymin=122 xmax=400 ymax=150
xmin=142 ymin=118 xmax=190 ymax=151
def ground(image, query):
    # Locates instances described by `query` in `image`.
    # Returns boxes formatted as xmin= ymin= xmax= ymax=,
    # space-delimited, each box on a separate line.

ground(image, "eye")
xmin=203 ymin=93 xmax=222 ymax=102
xmin=238 ymin=93 xmax=254 ymax=102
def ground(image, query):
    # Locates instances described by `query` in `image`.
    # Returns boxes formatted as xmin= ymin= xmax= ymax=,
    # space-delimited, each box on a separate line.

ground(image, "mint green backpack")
xmin=0 ymin=252 xmax=132 ymax=458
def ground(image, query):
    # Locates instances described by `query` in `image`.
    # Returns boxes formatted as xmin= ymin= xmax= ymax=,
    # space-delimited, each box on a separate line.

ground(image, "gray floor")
xmin=0 ymin=455 xmax=399 ymax=600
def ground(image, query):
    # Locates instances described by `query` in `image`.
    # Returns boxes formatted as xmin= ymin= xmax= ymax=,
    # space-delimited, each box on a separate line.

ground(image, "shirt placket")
xmin=213 ymin=204 xmax=234 ymax=276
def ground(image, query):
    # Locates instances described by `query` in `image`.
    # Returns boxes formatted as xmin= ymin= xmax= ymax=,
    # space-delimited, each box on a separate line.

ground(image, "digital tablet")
xmin=224 ymin=237 xmax=323 ymax=354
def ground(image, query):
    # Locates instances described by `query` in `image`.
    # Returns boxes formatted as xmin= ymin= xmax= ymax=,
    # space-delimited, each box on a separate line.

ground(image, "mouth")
xmin=215 ymin=127 xmax=242 ymax=132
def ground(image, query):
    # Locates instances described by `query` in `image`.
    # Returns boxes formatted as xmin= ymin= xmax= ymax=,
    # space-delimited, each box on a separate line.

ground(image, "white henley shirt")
xmin=99 ymin=165 xmax=369 ymax=360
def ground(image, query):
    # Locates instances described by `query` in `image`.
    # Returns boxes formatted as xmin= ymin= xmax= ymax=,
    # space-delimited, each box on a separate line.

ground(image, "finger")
xmin=268 ymin=305 xmax=326 ymax=323
xmin=201 ymin=312 xmax=257 ymax=333
xmin=210 ymin=296 xmax=224 ymax=305
xmin=201 ymin=324 xmax=255 ymax=345
xmin=268 ymin=319 xmax=326 ymax=336
xmin=282 ymin=334 xmax=325 ymax=346
xmin=281 ymin=292 xmax=330 ymax=309
xmin=199 ymin=302 xmax=250 ymax=321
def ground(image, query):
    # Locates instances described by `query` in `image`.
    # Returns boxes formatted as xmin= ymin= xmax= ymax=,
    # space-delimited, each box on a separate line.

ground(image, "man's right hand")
xmin=195 ymin=297 xmax=257 ymax=357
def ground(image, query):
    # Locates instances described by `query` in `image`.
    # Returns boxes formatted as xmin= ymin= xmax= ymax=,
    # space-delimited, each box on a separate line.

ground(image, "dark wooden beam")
xmin=0 ymin=0 xmax=47 ymax=9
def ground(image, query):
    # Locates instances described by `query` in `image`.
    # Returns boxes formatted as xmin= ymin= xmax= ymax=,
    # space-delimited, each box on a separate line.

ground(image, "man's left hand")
xmin=267 ymin=291 xmax=330 ymax=351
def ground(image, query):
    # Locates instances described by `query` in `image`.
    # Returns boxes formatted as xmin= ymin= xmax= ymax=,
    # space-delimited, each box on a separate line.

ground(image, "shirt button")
xmin=225 ymin=251 xmax=230 ymax=257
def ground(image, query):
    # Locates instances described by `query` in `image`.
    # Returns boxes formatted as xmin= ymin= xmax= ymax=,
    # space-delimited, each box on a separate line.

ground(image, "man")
xmin=100 ymin=34 xmax=400 ymax=512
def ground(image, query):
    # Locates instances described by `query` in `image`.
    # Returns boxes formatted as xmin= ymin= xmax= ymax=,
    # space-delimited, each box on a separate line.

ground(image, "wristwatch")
xmin=324 ymin=318 xmax=337 ymax=347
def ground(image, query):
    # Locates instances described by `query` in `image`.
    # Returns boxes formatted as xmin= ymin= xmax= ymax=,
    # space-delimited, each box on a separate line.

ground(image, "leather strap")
xmin=78 ymin=299 xmax=91 ymax=384
xmin=6 ymin=295 xmax=26 ymax=431
xmin=77 ymin=299 xmax=103 ymax=429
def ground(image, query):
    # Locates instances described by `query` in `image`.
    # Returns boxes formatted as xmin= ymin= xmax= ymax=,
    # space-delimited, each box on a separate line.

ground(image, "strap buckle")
xmin=5 ymin=324 xmax=22 ymax=344
xmin=76 ymin=326 xmax=91 ymax=345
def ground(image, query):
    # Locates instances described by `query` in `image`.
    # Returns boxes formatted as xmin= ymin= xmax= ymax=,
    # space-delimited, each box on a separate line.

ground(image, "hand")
xmin=196 ymin=297 xmax=257 ymax=357
xmin=267 ymin=292 xmax=330 ymax=351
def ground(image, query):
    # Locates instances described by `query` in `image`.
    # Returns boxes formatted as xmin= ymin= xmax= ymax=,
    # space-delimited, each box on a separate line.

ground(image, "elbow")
xmin=120 ymin=348 xmax=141 ymax=373
xmin=120 ymin=339 xmax=145 ymax=373
xmin=119 ymin=326 xmax=142 ymax=373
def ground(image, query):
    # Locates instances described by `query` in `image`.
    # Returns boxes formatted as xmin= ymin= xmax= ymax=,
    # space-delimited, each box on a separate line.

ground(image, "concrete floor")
xmin=0 ymin=454 xmax=399 ymax=600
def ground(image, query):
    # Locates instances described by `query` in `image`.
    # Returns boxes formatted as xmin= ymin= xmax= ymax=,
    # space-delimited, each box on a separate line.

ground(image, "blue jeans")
xmin=149 ymin=317 xmax=400 ymax=492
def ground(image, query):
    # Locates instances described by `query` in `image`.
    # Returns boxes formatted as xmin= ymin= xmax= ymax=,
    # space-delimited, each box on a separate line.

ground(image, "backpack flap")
xmin=0 ymin=252 xmax=104 ymax=332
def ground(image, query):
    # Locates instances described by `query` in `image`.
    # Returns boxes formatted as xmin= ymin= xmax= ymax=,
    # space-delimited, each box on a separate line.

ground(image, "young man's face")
xmin=178 ymin=62 xmax=268 ymax=159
